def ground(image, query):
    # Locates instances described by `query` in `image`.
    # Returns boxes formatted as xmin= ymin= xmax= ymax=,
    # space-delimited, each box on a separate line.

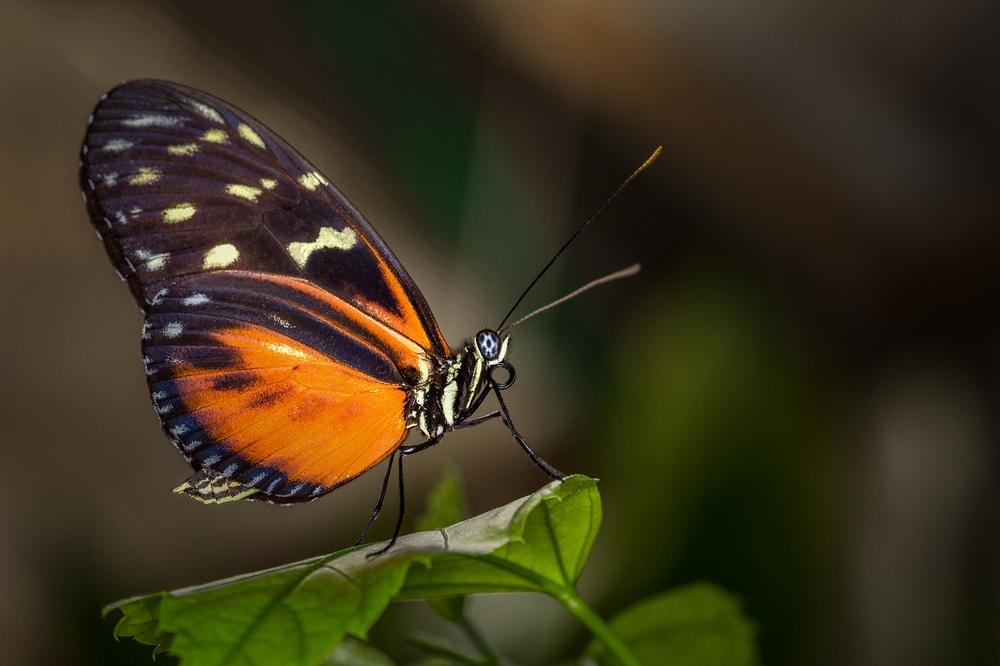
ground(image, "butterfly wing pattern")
xmin=80 ymin=80 xmax=450 ymax=503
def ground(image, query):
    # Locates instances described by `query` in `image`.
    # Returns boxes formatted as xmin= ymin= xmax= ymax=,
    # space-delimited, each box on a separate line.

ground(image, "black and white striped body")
xmin=406 ymin=329 xmax=509 ymax=439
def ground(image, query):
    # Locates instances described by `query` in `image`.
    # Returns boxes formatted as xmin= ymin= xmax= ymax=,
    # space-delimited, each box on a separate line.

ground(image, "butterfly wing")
xmin=81 ymin=80 xmax=444 ymax=502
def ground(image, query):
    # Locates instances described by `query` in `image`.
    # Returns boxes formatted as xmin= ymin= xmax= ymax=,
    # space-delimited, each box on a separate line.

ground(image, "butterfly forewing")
xmin=81 ymin=80 xmax=446 ymax=502
xmin=81 ymin=80 xmax=448 ymax=355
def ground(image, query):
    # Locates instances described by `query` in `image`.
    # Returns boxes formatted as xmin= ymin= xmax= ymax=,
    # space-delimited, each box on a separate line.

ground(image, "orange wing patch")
xmin=161 ymin=323 xmax=408 ymax=497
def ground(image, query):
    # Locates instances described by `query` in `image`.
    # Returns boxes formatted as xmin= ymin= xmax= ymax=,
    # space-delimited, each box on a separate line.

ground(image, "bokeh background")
xmin=2 ymin=1 xmax=999 ymax=664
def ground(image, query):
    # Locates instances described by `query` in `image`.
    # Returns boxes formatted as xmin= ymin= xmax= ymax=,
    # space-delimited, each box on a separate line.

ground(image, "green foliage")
xmin=107 ymin=476 xmax=597 ymax=665
xmin=105 ymin=473 xmax=758 ymax=665
xmin=322 ymin=637 xmax=395 ymax=666
xmin=586 ymin=584 xmax=758 ymax=666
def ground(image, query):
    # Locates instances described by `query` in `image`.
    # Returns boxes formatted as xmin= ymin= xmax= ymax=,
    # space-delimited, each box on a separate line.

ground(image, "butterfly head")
xmin=474 ymin=329 xmax=508 ymax=366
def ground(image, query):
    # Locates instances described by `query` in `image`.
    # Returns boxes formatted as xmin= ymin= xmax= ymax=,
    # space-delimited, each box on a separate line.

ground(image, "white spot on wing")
xmin=100 ymin=172 xmax=119 ymax=187
xmin=287 ymin=227 xmax=357 ymax=267
xmin=297 ymin=171 xmax=328 ymax=191
xmin=225 ymin=183 xmax=262 ymax=202
xmin=189 ymin=100 xmax=225 ymax=124
xmin=200 ymin=128 xmax=228 ymax=144
xmin=162 ymin=321 xmax=184 ymax=338
xmin=163 ymin=202 xmax=197 ymax=223
xmin=135 ymin=249 xmax=169 ymax=271
xmin=269 ymin=313 xmax=292 ymax=328
xmin=102 ymin=139 xmax=133 ymax=152
xmin=151 ymin=288 xmax=169 ymax=305
xmin=122 ymin=114 xmax=183 ymax=128
xmin=115 ymin=211 xmax=128 ymax=225
xmin=183 ymin=293 xmax=210 ymax=306
xmin=167 ymin=143 xmax=199 ymax=156
xmin=238 ymin=123 xmax=266 ymax=149
xmin=203 ymin=244 xmax=239 ymax=268
xmin=128 ymin=167 xmax=161 ymax=186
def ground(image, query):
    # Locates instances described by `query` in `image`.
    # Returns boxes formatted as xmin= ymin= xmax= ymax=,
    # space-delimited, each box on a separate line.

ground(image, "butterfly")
xmin=80 ymin=80 xmax=653 ymax=553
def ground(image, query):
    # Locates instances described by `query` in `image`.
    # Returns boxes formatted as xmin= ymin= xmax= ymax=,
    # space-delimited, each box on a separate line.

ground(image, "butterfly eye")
xmin=476 ymin=329 xmax=501 ymax=360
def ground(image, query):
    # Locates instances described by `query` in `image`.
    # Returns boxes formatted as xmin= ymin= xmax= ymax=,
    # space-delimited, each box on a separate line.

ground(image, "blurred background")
xmin=1 ymin=0 xmax=998 ymax=664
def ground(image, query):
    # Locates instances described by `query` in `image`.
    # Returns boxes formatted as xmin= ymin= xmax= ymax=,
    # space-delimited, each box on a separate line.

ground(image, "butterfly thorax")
xmin=407 ymin=330 xmax=509 ymax=438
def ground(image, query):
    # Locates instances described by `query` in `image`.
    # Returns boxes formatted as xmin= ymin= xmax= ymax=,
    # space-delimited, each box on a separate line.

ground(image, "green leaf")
xmin=105 ymin=475 xmax=598 ymax=666
xmin=105 ymin=593 xmax=171 ymax=655
xmin=585 ymin=583 xmax=758 ymax=666
xmin=399 ymin=475 xmax=601 ymax=600
xmin=322 ymin=637 xmax=395 ymax=666
xmin=416 ymin=467 xmax=470 ymax=624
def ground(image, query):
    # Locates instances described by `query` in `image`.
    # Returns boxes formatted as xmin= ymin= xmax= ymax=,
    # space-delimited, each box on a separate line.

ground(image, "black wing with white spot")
xmin=80 ymin=79 xmax=447 ymax=354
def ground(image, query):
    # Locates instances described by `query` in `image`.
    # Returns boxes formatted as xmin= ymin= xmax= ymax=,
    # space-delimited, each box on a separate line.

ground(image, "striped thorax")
xmin=407 ymin=328 xmax=510 ymax=438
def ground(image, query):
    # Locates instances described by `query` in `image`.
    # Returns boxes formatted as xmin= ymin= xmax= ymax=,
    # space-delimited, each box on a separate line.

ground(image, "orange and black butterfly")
xmin=80 ymin=80 xmax=652 ymax=552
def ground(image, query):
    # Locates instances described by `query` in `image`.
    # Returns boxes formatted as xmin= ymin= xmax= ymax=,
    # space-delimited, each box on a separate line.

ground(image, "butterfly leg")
xmin=454 ymin=410 xmax=501 ymax=430
xmin=366 ymin=435 xmax=442 ymax=558
xmin=493 ymin=386 xmax=567 ymax=480
xmin=354 ymin=450 xmax=397 ymax=546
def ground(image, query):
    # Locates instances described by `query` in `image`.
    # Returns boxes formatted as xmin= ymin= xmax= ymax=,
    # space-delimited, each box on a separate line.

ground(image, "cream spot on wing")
xmin=128 ymin=167 xmax=161 ymax=186
xmin=135 ymin=249 xmax=169 ymax=271
xmin=203 ymin=244 xmax=239 ymax=268
xmin=238 ymin=123 xmax=266 ymax=149
xmin=287 ymin=227 xmax=357 ymax=267
xmin=200 ymin=128 xmax=228 ymax=144
xmin=265 ymin=342 xmax=309 ymax=359
xmin=163 ymin=202 xmax=197 ymax=223
xmin=167 ymin=143 xmax=199 ymax=156
xmin=182 ymin=293 xmax=210 ymax=306
xmin=225 ymin=183 xmax=263 ymax=202
xmin=162 ymin=321 xmax=184 ymax=338
xmin=102 ymin=139 xmax=133 ymax=152
xmin=190 ymin=101 xmax=225 ymax=124
xmin=122 ymin=114 xmax=183 ymax=128
xmin=260 ymin=178 xmax=277 ymax=190
xmin=297 ymin=171 xmax=329 ymax=191
xmin=269 ymin=313 xmax=292 ymax=328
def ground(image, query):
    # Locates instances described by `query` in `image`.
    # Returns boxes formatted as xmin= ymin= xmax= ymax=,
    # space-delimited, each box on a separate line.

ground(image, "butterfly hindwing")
xmin=142 ymin=273 xmax=411 ymax=502
xmin=81 ymin=80 xmax=447 ymax=502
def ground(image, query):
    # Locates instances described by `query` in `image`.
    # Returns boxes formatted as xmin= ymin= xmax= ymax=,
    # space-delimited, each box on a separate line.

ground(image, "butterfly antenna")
xmin=502 ymin=263 xmax=641 ymax=331
xmin=496 ymin=146 xmax=662 ymax=330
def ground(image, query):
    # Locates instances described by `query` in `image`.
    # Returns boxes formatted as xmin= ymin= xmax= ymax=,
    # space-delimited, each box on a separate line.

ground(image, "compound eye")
xmin=476 ymin=329 xmax=501 ymax=360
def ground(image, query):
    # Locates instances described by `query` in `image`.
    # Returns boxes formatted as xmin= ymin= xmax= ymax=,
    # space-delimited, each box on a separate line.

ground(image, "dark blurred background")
xmin=2 ymin=1 xmax=999 ymax=664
